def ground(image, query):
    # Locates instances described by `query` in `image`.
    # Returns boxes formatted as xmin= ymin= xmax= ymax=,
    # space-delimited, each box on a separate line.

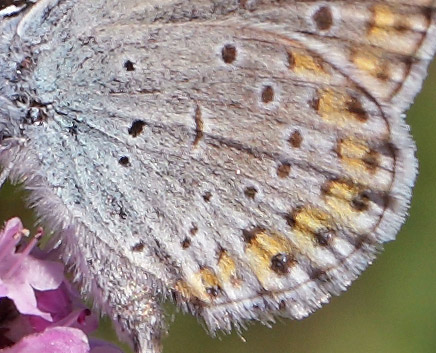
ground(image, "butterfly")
xmin=0 ymin=1 xmax=435 ymax=352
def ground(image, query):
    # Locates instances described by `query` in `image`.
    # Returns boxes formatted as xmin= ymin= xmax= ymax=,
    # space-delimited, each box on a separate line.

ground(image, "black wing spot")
xmin=288 ymin=130 xmax=303 ymax=148
xmin=118 ymin=156 xmax=130 ymax=166
xmin=271 ymin=253 xmax=296 ymax=275
xmin=222 ymin=44 xmax=237 ymax=64
xmin=261 ymin=85 xmax=274 ymax=103
xmin=244 ymin=186 xmax=258 ymax=199
xmin=277 ymin=162 xmax=291 ymax=178
xmin=131 ymin=241 xmax=145 ymax=252
xmin=181 ymin=237 xmax=191 ymax=249
xmin=313 ymin=6 xmax=333 ymax=31
xmin=190 ymin=223 xmax=199 ymax=236
xmin=202 ymin=191 xmax=212 ymax=202
xmin=128 ymin=120 xmax=147 ymax=137
xmin=124 ymin=60 xmax=135 ymax=71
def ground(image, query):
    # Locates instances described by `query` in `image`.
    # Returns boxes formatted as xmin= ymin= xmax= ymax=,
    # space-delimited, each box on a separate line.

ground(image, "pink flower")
xmin=0 ymin=218 xmax=125 ymax=353
xmin=0 ymin=218 xmax=64 ymax=321
xmin=0 ymin=327 xmax=90 ymax=353
xmin=0 ymin=328 xmax=126 ymax=353
xmin=28 ymin=283 xmax=98 ymax=334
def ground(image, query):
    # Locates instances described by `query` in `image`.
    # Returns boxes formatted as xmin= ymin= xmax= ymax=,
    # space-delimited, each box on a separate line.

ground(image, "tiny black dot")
xmin=284 ymin=212 xmax=296 ymax=228
xmin=190 ymin=224 xmax=198 ymax=235
xmin=244 ymin=186 xmax=257 ymax=199
xmin=131 ymin=241 xmax=145 ymax=252
xmin=289 ymin=130 xmax=303 ymax=148
xmin=313 ymin=6 xmax=333 ymax=31
xmin=311 ymin=96 xmax=321 ymax=112
xmin=203 ymin=191 xmax=212 ymax=202
xmin=128 ymin=120 xmax=147 ymax=137
xmin=124 ymin=60 xmax=135 ymax=71
xmin=261 ymin=85 xmax=274 ymax=103
xmin=119 ymin=208 xmax=127 ymax=219
xmin=181 ymin=237 xmax=191 ymax=249
xmin=206 ymin=285 xmax=221 ymax=297
xmin=351 ymin=192 xmax=370 ymax=211
xmin=314 ymin=229 xmax=333 ymax=246
xmin=118 ymin=156 xmax=130 ymax=166
xmin=222 ymin=44 xmax=237 ymax=64
xmin=271 ymin=253 xmax=295 ymax=275
xmin=346 ymin=96 xmax=368 ymax=122
xmin=242 ymin=227 xmax=264 ymax=243
xmin=287 ymin=51 xmax=296 ymax=69
xmin=309 ymin=267 xmax=328 ymax=281
xmin=277 ymin=162 xmax=291 ymax=178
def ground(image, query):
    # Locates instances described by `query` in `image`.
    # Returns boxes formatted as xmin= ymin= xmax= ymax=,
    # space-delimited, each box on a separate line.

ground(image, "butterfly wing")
xmin=3 ymin=0 xmax=435 ymax=352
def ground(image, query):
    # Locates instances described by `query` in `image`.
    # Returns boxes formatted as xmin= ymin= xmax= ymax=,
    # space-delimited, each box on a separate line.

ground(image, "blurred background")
xmin=0 ymin=61 xmax=435 ymax=353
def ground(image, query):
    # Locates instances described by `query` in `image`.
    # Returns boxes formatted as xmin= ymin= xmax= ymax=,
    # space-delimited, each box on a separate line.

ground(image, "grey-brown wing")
xmin=4 ymin=0 xmax=435 ymax=352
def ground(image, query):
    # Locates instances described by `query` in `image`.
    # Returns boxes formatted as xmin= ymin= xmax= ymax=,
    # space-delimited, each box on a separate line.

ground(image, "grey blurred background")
xmin=0 ymin=62 xmax=434 ymax=353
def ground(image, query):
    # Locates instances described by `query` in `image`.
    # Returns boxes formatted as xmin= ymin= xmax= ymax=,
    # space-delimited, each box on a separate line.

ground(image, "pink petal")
xmin=0 ymin=327 xmax=90 ymax=353
xmin=23 ymin=257 xmax=64 ymax=291
xmin=0 ymin=244 xmax=64 ymax=320
xmin=28 ymin=283 xmax=98 ymax=334
xmin=0 ymin=218 xmax=23 ymax=255
xmin=34 ymin=284 xmax=72 ymax=321
xmin=5 ymin=282 xmax=52 ymax=321
xmin=27 ymin=283 xmax=72 ymax=332
xmin=0 ymin=283 xmax=6 ymax=296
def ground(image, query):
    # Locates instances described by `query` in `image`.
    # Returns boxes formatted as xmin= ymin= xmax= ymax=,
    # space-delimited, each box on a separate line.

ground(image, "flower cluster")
xmin=0 ymin=218 xmax=124 ymax=353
